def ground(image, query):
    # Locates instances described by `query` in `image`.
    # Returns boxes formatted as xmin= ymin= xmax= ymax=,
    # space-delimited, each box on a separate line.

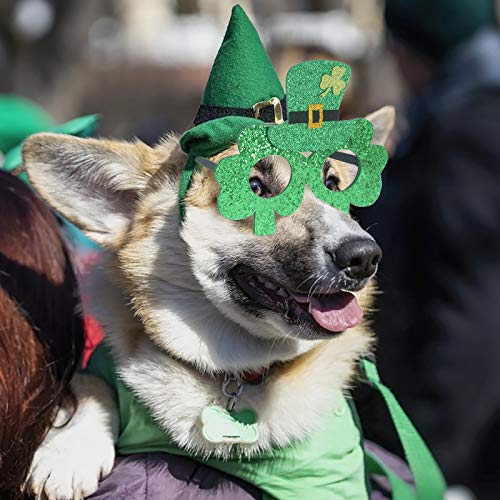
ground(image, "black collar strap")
xmin=194 ymin=97 xmax=287 ymax=125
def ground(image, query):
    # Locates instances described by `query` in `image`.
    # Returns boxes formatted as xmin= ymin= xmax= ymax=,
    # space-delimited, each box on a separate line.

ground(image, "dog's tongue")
xmin=292 ymin=292 xmax=363 ymax=332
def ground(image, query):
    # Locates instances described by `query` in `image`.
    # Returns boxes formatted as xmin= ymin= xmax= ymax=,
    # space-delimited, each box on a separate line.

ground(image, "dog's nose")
xmin=334 ymin=239 xmax=382 ymax=280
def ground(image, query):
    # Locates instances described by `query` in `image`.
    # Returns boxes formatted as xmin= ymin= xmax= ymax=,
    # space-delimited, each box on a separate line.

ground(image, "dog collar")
xmin=221 ymin=366 xmax=271 ymax=413
xmin=242 ymin=368 xmax=266 ymax=385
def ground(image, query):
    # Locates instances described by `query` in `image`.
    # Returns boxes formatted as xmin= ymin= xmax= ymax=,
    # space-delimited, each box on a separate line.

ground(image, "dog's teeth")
xmin=277 ymin=288 xmax=288 ymax=297
xmin=264 ymin=281 xmax=278 ymax=290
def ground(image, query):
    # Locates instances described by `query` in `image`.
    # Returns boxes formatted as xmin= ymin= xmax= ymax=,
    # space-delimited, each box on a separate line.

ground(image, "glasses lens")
xmin=322 ymin=150 xmax=359 ymax=192
xmin=248 ymin=155 xmax=292 ymax=198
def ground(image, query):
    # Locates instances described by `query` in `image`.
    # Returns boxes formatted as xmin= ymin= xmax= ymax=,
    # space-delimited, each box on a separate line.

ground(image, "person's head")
xmin=0 ymin=171 xmax=84 ymax=498
xmin=385 ymin=0 xmax=498 ymax=89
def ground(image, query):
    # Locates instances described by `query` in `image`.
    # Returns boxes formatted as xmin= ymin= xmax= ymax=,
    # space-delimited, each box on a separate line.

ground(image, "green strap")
xmin=178 ymin=156 xmax=200 ymax=221
xmin=359 ymin=358 xmax=446 ymax=500
xmin=365 ymin=451 xmax=416 ymax=500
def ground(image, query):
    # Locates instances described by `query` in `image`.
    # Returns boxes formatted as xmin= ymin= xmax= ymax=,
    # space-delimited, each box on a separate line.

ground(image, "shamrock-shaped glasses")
xmin=196 ymin=121 xmax=387 ymax=235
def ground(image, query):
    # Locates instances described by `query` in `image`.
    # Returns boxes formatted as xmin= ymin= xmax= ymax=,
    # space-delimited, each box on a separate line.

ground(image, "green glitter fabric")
xmin=286 ymin=60 xmax=350 ymax=114
xmin=178 ymin=4 xmax=285 ymax=222
xmin=180 ymin=5 xmax=284 ymax=160
xmin=178 ymin=8 xmax=389 ymax=235
xmin=212 ymin=59 xmax=389 ymax=235
xmin=216 ymin=120 xmax=387 ymax=235
xmin=268 ymin=60 xmax=359 ymax=149
xmin=216 ymin=126 xmax=307 ymax=235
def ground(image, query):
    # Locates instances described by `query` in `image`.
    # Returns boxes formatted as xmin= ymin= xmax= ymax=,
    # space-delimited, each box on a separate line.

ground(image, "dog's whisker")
xmin=264 ymin=323 xmax=297 ymax=368
xmin=264 ymin=336 xmax=281 ymax=367
xmin=310 ymin=272 xmax=329 ymax=298
xmin=326 ymin=276 xmax=336 ymax=295
xmin=365 ymin=222 xmax=381 ymax=233
xmin=307 ymin=274 xmax=324 ymax=300
xmin=296 ymin=272 xmax=321 ymax=290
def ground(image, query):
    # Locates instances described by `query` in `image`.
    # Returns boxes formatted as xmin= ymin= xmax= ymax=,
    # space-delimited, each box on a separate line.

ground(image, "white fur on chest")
xmin=116 ymin=330 xmax=369 ymax=459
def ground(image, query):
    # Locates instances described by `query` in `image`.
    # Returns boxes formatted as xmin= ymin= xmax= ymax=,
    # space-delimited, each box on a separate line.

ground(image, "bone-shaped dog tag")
xmin=201 ymin=405 xmax=259 ymax=444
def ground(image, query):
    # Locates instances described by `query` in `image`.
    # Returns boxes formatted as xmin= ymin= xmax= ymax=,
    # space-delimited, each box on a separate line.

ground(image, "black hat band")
xmin=194 ymin=97 xmax=287 ymax=126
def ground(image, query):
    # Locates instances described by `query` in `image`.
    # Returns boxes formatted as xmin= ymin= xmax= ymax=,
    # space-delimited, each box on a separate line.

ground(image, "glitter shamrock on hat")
xmin=179 ymin=5 xmax=388 ymax=236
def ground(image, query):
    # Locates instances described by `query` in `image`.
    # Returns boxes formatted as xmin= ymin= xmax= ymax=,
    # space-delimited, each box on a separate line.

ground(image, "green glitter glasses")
xmin=196 ymin=120 xmax=388 ymax=236
xmin=186 ymin=60 xmax=388 ymax=235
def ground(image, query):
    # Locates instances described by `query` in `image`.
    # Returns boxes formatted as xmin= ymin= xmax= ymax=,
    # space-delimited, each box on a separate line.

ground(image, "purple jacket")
xmin=88 ymin=441 xmax=413 ymax=499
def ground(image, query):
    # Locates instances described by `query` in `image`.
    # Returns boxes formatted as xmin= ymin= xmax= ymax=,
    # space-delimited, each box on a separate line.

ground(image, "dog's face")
xmin=181 ymin=148 xmax=379 ymax=342
xmin=24 ymin=106 xmax=394 ymax=367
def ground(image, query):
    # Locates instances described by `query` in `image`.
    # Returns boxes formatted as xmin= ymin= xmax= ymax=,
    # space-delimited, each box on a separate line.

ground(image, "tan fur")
xmin=185 ymin=145 xmax=240 ymax=210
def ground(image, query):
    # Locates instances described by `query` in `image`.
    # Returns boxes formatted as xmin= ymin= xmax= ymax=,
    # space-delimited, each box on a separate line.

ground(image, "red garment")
xmin=74 ymin=249 xmax=104 ymax=367
xmin=83 ymin=314 xmax=104 ymax=368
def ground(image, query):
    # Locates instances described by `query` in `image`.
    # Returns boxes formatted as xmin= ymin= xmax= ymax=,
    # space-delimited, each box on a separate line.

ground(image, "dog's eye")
xmin=249 ymin=155 xmax=291 ymax=198
xmin=322 ymin=150 xmax=359 ymax=192
xmin=249 ymin=177 xmax=266 ymax=196
xmin=324 ymin=174 xmax=340 ymax=191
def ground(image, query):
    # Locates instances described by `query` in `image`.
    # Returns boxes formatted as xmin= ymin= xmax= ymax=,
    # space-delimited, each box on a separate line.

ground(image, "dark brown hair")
xmin=0 ymin=171 xmax=84 ymax=499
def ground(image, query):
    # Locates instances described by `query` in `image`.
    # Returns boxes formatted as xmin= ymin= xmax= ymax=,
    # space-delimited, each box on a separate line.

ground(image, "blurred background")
xmin=0 ymin=0 xmax=401 ymax=141
xmin=2 ymin=1 xmax=500 ymax=499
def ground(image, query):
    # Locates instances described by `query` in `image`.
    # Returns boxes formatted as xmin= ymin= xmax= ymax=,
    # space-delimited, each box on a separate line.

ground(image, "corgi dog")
xmin=23 ymin=105 xmax=394 ymax=499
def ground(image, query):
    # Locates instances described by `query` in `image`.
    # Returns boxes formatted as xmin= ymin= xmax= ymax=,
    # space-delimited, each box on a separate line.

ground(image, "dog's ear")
xmin=365 ymin=105 xmax=395 ymax=146
xmin=23 ymin=133 xmax=159 ymax=246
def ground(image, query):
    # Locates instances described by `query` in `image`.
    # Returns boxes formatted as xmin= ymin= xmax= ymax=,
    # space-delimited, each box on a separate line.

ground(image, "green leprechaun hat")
xmin=180 ymin=4 xmax=284 ymax=158
xmin=266 ymin=60 xmax=361 ymax=151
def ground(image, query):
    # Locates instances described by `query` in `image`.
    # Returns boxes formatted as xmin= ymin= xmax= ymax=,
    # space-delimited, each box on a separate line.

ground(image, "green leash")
xmin=360 ymin=358 xmax=446 ymax=500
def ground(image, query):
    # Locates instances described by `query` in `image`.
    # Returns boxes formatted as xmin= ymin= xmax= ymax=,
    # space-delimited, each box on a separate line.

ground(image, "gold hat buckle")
xmin=253 ymin=97 xmax=284 ymax=124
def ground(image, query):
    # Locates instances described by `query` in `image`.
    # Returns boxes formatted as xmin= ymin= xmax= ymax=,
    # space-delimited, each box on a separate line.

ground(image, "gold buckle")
xmin=252 ymin=97 xmax=284 ymax=124
xmin=308 ymin=103 xmax=323 ymax=129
